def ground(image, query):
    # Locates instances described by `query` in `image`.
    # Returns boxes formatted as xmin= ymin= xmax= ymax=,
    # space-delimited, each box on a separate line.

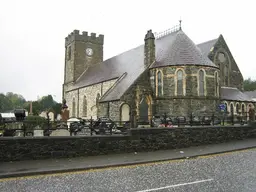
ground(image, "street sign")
xmin=219 ymin=104 xmax=226 ymax=111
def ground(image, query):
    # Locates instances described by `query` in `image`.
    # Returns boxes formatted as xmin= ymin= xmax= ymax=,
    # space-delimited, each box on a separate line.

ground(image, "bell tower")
xmin=63 ymin=30 xmax=104 ymax=84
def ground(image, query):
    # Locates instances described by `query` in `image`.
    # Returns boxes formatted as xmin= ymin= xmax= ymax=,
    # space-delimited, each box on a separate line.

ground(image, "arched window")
xmin=215 ymin=72 xmax=219 ymax=96
xmin=157 ymin=71 xmax=163 ymax=96
xmin=230 ymin=103 xmax=234 ymax=115
xmin=177 ymin=70 xmax=184 ymax=96
xmin=199 ymin=70 xmax=205 ymax=96
xmin=224 ymin=103 xmax=228 ymax=113
xmin=83 ymin=96 xmax=87 ymax=117
xmin=236 ymin=103 xmax=239 ymax=114
xmin=72 ymin=98 xmax=76 ymax=117
xmin=224 ymin=64 xmax=229 ymax=86
xmin=120 ymin=103 xmax=130 ymax=122
xmin=96 ymin=93 xmax=100 ymax=107
xmin=242 ymin=104 xmax=245 ymax=115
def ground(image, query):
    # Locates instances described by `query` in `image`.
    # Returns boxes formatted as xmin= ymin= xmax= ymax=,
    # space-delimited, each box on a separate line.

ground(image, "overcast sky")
xmin=0 ymin=0 xmax=255 ymax=102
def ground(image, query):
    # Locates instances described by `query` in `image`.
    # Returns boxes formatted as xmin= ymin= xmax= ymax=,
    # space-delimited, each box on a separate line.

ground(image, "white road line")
xmin=135 ymin=178 xmax=214 ymax=192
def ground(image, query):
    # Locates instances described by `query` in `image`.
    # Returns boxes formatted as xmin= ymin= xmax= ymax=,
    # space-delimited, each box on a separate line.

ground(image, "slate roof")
xmin=73 ymin=30 xmax=218 ymax=102
xmin=197 ymin=38 xmax=218 ymax=58
xmin=243 ymin=91 xmax=256 ymax=101
xmin=151 ymin=31 xmax=216 ymax=68
xmin=221 ymin=87 xmax=254 ymax=102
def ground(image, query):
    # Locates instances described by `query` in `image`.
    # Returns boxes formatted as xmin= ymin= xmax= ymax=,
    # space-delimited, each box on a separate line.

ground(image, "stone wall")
xmin=148 ymin=65 xmax=220 ymax=116
xmin=208 ymin=35 xmax=243 ymax=91
xmin=65 ymin=79 xmax=117 ymax=119
xmin=0 ymin=125 xmax=255 ymax=162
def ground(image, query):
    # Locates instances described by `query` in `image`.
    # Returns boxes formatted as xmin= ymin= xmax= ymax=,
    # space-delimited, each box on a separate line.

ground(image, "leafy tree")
xmin=243 ymin=78 xmax=256 ymax=91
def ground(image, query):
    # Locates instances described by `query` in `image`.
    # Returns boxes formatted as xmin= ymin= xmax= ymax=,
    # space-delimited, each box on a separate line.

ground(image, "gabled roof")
xmin=151 ymin=31 xmax=216 ymax=68
xmin=244 ymin=91 xmax=256 ymax=100
xmin=221 ymin=87 xmax=253 ymax=102
xmin=72 ymin=30 xmax=218 ymax=102
xmin=197 ymin=38 xmax=218 ymax=58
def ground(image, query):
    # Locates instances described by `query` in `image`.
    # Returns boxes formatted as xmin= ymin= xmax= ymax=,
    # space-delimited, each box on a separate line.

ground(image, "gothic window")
xmin=177 ymin=70 xmax=184 ymax=96
xmin=72 ymin=98 xmax=76 ymax=117
xmin=224 ymin=103 xmax=228 ymax=113
xmin=157 ymin=71 xmax=163 ymax=96
xmin=236 ymin=103 xmax=239 ymax=114
xmin=83 ymin=96 xmax=87 ymax=117
xmin=96 ymin=93 xmax=100 ymax=107
xmin=224 ymin=64 xmax=229 ymax=86
xmin=242 ymin=104 xmax=245 ymax=114
xmin=215 ymin=72 xmax=219 ymax=96
xmin=230 ymin=103 xmax=234 ymax=115
xmin=68 ymin=46 xmax=71 ymax=60
xmin=199 ymin=70 xmax=205 ymax=96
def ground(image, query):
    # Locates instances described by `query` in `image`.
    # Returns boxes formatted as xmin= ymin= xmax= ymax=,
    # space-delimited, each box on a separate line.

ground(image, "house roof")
xmin=73 ymin=30 xmax=218 ymax=102
xmin=197 ymin=38 xmax=218 ymax=58
xmin=150 ymin=30 xmax=216 ymax=68
xmin=221 ymin=87 xmax=253 ymax=102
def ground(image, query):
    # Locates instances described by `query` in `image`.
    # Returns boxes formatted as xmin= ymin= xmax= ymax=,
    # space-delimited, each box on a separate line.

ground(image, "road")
xmin=0 ymin=148 xmax=255 ymax=192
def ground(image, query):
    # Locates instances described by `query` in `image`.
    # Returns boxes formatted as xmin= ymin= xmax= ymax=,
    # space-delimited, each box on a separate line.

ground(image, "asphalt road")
xmin=0 ymin=148 xmax=255 ymax=192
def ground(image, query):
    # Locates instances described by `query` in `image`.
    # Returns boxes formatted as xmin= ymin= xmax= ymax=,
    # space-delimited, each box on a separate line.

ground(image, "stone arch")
xmin=235 ymin=102 xmax=240 ymax=114
xmin=214 ymin=49 xmax=231 ymax=86
xmin=175 ymin=68 xmax=186 ymax=96
xmin=198 ymin=69 xmax=206 ymax=96
xmin=120 ymin=103 xmax=130 ymax=123
xmin=224 ymin=101 xmax=228 ymax=113
xmin=241 ymin=103 xmax=245 ymax=115
xmin=156 ymin=69 xmax=164 ymax=96
xmin=139 ymin=94 xmax=153 ymax=122
xmin=230 ymin=102 xmax=234 ymax=115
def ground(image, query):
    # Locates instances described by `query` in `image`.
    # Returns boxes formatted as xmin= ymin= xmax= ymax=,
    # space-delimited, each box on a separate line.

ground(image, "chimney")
xmin=144 ymin=29 xmax=155 ymax=68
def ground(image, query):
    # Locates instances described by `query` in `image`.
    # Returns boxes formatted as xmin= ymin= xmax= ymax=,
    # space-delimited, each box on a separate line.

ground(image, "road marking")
xmin=135 ymin=179 xmax=214 ymax=192
xmin=0 ymin=148 xmax=254 ymax=182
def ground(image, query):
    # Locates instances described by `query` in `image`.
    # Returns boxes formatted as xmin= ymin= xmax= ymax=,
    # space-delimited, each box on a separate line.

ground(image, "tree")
xmin=243 ymin=78 xmax=256 ymax=91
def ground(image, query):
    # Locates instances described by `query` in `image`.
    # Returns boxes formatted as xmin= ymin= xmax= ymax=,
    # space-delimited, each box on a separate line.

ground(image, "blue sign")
xmin=219 ymin=104 xmax=226 ymax=111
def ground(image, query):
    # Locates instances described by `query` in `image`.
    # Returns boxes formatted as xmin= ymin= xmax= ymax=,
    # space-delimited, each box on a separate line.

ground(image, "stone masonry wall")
xmin=208 ymin=35 xmax=243 ymax=91
xmin=65 ymin=79 xmax=117 ymax=119
xmin=149 ymin=65 xmax=220 ymax=116
xmin=0 ymin=125 xmax=255 ymax=162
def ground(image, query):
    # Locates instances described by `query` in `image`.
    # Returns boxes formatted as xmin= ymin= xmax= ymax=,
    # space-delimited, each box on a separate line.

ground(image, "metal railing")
xmin=0 ymin=111 xmax=254 ymax=137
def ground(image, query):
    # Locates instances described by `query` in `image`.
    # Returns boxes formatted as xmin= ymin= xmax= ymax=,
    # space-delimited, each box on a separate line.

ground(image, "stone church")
xmin=63 ymin=24 xmax=254 ymax=123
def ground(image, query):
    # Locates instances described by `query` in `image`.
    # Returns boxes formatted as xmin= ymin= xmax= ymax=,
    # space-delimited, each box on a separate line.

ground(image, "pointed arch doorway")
xmin=139 ymin=95 xmax=153 ymax=122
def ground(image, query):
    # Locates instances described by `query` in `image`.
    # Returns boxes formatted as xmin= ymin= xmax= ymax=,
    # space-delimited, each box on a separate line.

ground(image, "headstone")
xmin=50 ymin=129 xmax=70 ymax=136
xmin=49 ymin=112 xmax=54 ymax=121
xmin=34 ymin=130 xmax=44 ymax=136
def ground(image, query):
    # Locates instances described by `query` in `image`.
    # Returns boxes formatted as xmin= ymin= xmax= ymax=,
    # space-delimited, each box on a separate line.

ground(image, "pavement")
xmin=0 ymin=138 xmax=255 ymax=180
xmin=0 ymin=145 xmax=255 ymax=192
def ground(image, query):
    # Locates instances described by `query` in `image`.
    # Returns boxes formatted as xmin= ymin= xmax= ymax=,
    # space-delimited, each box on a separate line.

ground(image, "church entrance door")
xmin=139 ymin=97 xmax=149 ymax=122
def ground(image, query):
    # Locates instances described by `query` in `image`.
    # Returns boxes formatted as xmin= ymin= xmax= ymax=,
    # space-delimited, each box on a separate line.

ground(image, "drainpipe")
xmin=77 ymin=89 xmax=80 ymax=117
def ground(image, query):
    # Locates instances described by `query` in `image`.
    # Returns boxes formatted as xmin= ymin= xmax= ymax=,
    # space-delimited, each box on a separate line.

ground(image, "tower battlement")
xmin=65 ymin=30 xmax=104 ymax=47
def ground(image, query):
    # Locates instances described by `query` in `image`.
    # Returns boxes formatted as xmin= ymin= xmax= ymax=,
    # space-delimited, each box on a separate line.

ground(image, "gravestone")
xmin=34 ymin=129 xmax=44 ymax=137
xmin=50 ymin=129 xmax=70 ymax=136
xmin=48 ymin=112 xmax=54 ymax=121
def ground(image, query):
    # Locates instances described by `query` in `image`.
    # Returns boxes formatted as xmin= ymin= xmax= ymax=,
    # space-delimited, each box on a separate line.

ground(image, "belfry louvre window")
xmin=177 ymin=70 xmax=183 ymax=96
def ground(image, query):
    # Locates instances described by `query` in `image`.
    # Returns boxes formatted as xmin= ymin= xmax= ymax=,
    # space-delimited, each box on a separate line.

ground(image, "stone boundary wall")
xmin=0 ymin=125 xmax=255 ymax=162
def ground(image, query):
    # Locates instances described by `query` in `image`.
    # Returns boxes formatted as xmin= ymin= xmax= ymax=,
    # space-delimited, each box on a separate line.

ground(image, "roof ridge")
xmin=197 ymin=37 xmax=218 ymax=46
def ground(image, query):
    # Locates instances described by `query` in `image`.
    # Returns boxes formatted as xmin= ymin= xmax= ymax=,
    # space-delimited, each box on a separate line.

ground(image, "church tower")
xmin=63 ymin=30 xmax=104 ymax=98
